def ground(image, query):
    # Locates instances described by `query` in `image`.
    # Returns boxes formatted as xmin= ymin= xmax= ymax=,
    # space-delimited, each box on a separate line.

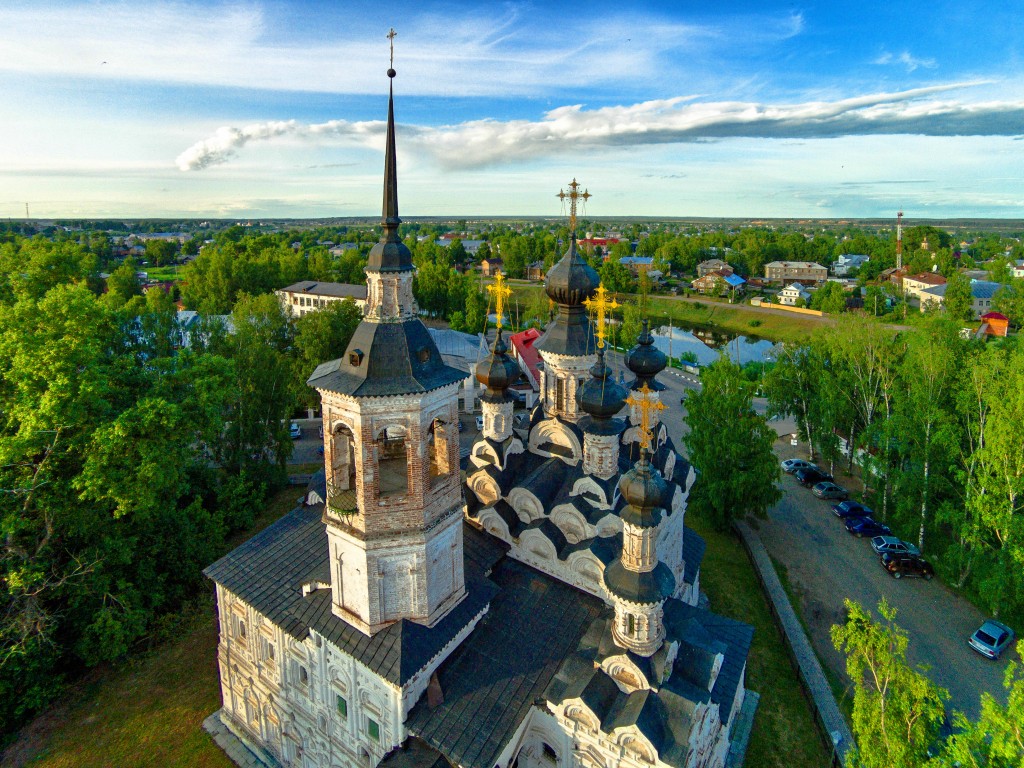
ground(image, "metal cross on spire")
xmin=583 ymin=283 xmax=619 ymax=349
xmin=487 ymin=270 xmax=512 ymax=330
xmin=625 ymin=383 xmax=666 ymax=452
xmin=387 ymin=28 xmax=397 ymax=69
xmin=557 ymin=178 xmax=591 ymax=233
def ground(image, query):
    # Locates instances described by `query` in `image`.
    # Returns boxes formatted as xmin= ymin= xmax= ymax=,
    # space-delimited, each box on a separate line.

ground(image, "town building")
xmin=691 ymin=271 xmax=746 ymax=296
xmin=276 ymin=281 xmax=368 ymax=318
xmin=480 ymin=257 xmax=505 ymax=277
xmin=526 ymin=261 xmax=546 ymax=281
xmin=901 ymin=272 xmax=947 ymax=303
xmin=696 ymin=259 xmax=733 ymax=278
xmin=777 ymin=283 xmax=811 ymax=306
xmin=980 ymin=312 xmax=1010 ymax=337
xmin=204 ymin=66 xmax=756 ymax=768
xmin=1012 ymin=259 xmax=1024 ymax=279
xmin=831 ymin=254 xmax=869 ymax=277
xmin=763 ymin=261 xmax=827 ymax=285
xmin=919 ymin=279 xmax=1004 ymax=319
xmin=619 ymin=256 xmax=654 ymax=274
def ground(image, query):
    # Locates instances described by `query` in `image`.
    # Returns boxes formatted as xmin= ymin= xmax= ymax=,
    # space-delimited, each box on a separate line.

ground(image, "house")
xmin=1013 ymin=260 xmax=1024 ymax=279
xmin=696 ymin=259 xmax=733 ymax=278
xmin=276 ymin=281 xmax=368 ymax=317
xmin=778 ymin=283 xmax=811 ymax=306
xmin=203 ymin=70 xmax=756 ymax=768
xmin=919 ymin=280 xmax=1004 ymax=319
xmin=832 ymin=254 xmax=869 ymax=277
xmin=901 ymin=272 xmax=947 ymax=302
xmin=526 ymin=261 xmax=546 ymax=281
xmin=763 ymin=261 xmax=827 ymax=285
xmin=508 ymin=326 xmax=543 ymax=390
xmin=980 ymin=312 xmax=1009 ymax=337
xmin=480 ymin=257 xmax=505 ymax=277
xmin=691 ymin=270 xmax=746 ymax=296
xmin=619 ymin=255 xmax=654 ymax=274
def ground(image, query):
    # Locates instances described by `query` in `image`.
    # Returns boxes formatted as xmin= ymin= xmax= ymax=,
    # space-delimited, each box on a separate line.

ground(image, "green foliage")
xmin=993 ymin=279 xmax=1024 ymax=326
xmin=683 ymin=357 xmax=782 ymax=529
xmin=810 ymin=281 xmax=847 ymax=314
xmin=599 ymin=258 xmax=636 ymax=294
xmin=944 ymin=270 xmax=975 ymax=322
xmin=293 ymin=299 xmax=362 ymax=409
xmin=832 ymin=599 xmax=948 ymax=768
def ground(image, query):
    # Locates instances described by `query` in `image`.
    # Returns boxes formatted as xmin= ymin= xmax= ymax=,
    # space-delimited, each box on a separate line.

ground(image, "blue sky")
xmin=2 ymin=1 xmax=1023 ymax=220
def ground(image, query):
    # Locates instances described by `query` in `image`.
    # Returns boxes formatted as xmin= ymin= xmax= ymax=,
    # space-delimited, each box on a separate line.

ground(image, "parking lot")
xmin=761 ymin=438 xmax=1014 ymax=719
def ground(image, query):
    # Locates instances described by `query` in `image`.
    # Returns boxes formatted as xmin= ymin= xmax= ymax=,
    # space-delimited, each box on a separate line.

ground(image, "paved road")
xmin=759 ymin=439 xmax=1013 ymax=719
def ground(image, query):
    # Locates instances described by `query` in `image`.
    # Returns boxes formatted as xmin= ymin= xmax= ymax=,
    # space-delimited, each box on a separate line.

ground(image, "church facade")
xmin=205 ymin=62 xmax=756 ymax=768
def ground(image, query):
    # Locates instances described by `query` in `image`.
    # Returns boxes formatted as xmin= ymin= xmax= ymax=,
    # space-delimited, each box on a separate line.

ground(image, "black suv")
xmin=794 ymin=467 xmax=833 ymax=487
xmin=881 ymin=552 xmax=935 ymax=580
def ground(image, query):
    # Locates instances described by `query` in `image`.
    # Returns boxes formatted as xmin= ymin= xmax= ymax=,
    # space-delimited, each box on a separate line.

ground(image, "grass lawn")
xmin=687 ymin=513 xmax=831 ymax=768
xmin=9 ymin=489 xmax=300 ymax=768
xmin=143 ymin=266 xmax=183 ymax=282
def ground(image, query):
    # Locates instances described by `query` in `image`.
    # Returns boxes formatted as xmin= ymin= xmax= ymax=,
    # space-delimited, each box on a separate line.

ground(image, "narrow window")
xmin=368 ymin=718 xmax=380 ymax=741
xmin=299 ymin=665 xmax=309 ymax=686
xmin=627 ymin=614 xmax=636 ymax=636
xmin=337 ymin=695 xmax=348 ymax=719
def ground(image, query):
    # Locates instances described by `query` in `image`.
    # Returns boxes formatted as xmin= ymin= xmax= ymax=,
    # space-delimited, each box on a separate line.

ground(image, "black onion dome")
xmin=618 ymin=457 xmax=668 ymax=526
xmin=475 ymin=329 xmax=521 ymax=401
xmin=544 ymin=234 xmax=599 ymax=306
xmin=625 ymin=319 xmax=667 ymax=391
xmin=579 ymin=349 xmax=627 ymax=422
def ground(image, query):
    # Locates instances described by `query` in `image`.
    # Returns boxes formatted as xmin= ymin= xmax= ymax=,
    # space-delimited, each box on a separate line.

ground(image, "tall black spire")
xmin=366 ymin=62 xmax=413 ymax=272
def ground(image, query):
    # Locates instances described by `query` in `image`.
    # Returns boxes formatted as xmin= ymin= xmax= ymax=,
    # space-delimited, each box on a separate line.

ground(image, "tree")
xmin=448 ymin=237 xmax=468 ymax=267
xmin=928 ymin=661 xmax=1024 ymax=767
xmin=599 ymin=258 xmax=635 ymax=294
xmin=104 ymin=260 xmax=143 ymax=307
xmin=764 ymin=343 xmax=826 ymax=461
xmin=618 ymin=303 xmax=642 ymax=350
xmin=811 ymin=281 xmax=847 ymax=314
xmin=143 ymin=238 xmax=178 ymax=267
xmin=944 ymin=270 xmax=975 ymax=322
xmin=683 ymin=357 xmax=781 ymax=529
xmin=993 ymin=279 xmax=1024 ymax=327
xmin=293 ymin=299 xmax=362 ymax=409
xmin=831 ymin=599 xmax=947 ymax=768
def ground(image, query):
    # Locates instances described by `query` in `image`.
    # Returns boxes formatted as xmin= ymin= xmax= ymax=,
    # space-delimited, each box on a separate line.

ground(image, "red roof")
xmin=981 ymin=312 xmax=1009 ymax=321
xmin=509 ymin=328 xmax=542 ymax=390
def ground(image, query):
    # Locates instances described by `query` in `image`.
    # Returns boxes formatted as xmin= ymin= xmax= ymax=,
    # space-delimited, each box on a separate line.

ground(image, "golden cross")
xmin=387 ymin=28 xmax=397 ymax=68
xmin=487 ymin=270 xmax=512 ymax=330
xmin=556 ymin=178 xmax=591 ymax=232
xmin=624 ymin=383 xmax=666 ymax=452
xmin=583 ymin=283 xmax=619 ymax=349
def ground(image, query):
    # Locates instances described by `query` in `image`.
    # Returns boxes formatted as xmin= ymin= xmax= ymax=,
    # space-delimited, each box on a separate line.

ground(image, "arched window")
xmin=377 ymin=425 xmax=409 ymax=498
xmin=428 ymin=419 xmax=450 ymax=487
xmin=328 ymin=423 xmax=358 ymax=513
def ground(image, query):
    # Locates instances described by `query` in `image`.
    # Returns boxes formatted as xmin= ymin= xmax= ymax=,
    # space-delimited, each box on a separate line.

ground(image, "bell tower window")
xmin=377 ymin=425 xmax=409 ymax=498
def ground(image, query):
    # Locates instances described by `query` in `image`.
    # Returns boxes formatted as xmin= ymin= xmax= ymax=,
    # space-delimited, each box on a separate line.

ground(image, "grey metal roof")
xmin=407 ymin=558 xmax=604 ymax=768
xmin=308 ymin=319 xmax=466 ymax=398
xmin=279 ymin=281 xmax=367 ymax=300
xmin=682 ymin=527 xmax=706 ymax=589
xmin=203 ymin=505 xmax=504 ymax=686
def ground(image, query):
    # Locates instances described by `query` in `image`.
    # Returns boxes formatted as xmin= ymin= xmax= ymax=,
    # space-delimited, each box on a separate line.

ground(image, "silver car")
xmin=969 ymin=620 xmax=1015 ymax=660
xmin=871 ymin=535 xmax=920 ymax=557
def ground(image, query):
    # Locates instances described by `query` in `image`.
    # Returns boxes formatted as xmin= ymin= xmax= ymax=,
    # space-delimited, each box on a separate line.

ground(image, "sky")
xmin=2 ymin=0 xmax=1024 ymax=221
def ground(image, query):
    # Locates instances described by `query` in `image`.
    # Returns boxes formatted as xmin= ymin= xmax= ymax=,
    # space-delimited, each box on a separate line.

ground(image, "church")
xmin=204 ymin=56 xmax=756 ymax=768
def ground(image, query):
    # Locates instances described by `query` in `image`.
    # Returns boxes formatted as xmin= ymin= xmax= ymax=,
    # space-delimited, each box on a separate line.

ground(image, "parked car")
xmin=812 ymin=481 xmax=849 ymax=500
xmin=475 ymin=415 xmax=484 ymax=431
xmin=881 ymin=552 xmax=934 ymax=580
xmin=845 ymin=517 xmax=892 ymax=538
xmin=781 ymin=458 xmax=817 ymax=474
xmin=871 ymin=536 xmax=920 ymax=557
xmin=968 ymin=620 xmax=1015 ymax=660
xmin=832 ymin=500 xmax=874 ymax=519
xmin=794 ymin=467 xmax=833 ymax=487
xmin=289 ymin=422 xmax=302 ymax=440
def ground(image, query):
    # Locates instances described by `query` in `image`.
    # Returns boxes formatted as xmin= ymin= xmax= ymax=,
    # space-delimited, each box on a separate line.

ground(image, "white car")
xmin=781 ymin=458 xmax=816 ymax=474
xmin=289 ymin=422 xmax=302 ymax=440
xmin=871 ymin=536 xmax=920 ymax=557
xmin=475 ymin=415 xmax=484 ymax=431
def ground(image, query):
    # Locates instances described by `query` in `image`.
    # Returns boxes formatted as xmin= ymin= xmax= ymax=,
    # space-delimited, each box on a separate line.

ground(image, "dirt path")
xmin=760 ymin=437 xmax=1013 ymax=719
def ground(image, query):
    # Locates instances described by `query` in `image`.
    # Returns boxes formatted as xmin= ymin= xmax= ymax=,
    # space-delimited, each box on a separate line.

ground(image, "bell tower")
xmin=308 ymin=56 xmax=467 ymax=636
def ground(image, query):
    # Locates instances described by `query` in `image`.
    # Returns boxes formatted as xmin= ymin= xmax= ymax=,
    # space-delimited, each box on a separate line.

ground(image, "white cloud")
xmin=874 ymin=51 xmax=938 ymax=72
xmin=176 ymin=82 xmax=1024 ymax=171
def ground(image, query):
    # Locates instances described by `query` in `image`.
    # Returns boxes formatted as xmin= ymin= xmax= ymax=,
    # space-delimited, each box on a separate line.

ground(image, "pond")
xmin=650 ymin=324 xmax=777 ymax=367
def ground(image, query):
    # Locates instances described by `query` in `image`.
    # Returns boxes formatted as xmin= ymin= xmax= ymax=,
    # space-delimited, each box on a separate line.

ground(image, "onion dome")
xmin=536 ymin=235 xmax=599 ymax=357
xmin=625 ymin=319 xmax=667 ymax=391
xmin=475 ymin=329 xmax=521 ymax=402
xmin=617 ymin=455 xmax=668 ymax=527
xmin=544 ymin=234 xmax=599 ymax=306
xmin=579 ymin=349 xmax=627 ymax=433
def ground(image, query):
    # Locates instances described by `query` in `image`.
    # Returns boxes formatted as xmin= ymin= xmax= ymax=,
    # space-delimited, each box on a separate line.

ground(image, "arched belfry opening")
xmin=428 ymin=418 xmax=451 ymax=487
xmin=376 ymin=425 xmax=410 ymax=498
xmin=329 ymin=423 xmax=357 ymax=491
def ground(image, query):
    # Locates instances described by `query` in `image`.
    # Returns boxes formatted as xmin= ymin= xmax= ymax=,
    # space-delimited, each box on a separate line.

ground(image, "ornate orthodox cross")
xmin=583 ymin=283 xmax=619 ymax=349
xmin=387 ymin=28 xmax=397 ymax=69
xmin=625 ymin=383 xmax=666 ymax=452
xmin=557 ymin=178 xmax=591 ymax=232
xmin=487 ymin=270 xmax=512 ymax=330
